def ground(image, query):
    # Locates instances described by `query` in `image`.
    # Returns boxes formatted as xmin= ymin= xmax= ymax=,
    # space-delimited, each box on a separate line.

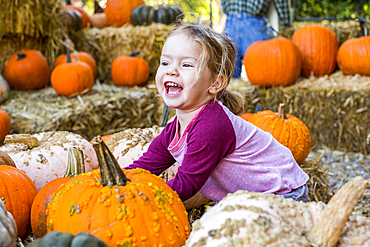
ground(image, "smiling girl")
xmin=126 ymin=23 xmax=309 ymax=207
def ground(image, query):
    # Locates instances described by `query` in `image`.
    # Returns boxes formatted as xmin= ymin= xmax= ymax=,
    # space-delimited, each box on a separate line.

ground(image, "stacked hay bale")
xmin=69 ymin=23 xmax=175 ymax=83
xmin=0 ymin=0 xmax=66 ymax=72
xmin=229 ymin=71 xmax=370 ymax=155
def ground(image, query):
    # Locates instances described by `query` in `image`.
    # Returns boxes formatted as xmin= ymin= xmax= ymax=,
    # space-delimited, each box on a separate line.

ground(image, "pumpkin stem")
xmin=129 ymin=50 xmax=140 ymax=57
xmin=92 ymin=136 xmax=130 ymax=187
xmin=160 ymin=103 xmax=170 ymax=127
xmin=64 ymin=148 xmax=85 ymax=178
xmin=277 ymin=103 xmax=287 ymax=119
xmin=17 ymin=51 xmax=27 ymax=61
xmin=66 ymin=51 xmax=72 ymax=63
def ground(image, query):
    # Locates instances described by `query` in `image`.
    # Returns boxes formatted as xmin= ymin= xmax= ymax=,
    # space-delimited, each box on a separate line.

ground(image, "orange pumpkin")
xmin=0 ymin=165 xmax=37 ymax=239
xmin=244 ymin=37 xmax=302 ymax=86
xmin=292 ymin=25 xmax=338 ymax=78
xmin=112 ymin=51 xmax=150 ymax=87
xmin=90 ymin=13 xmax=108 ymax=29
xmin=4 ymin=50 xmax=50 ymax=90
xmin=47 ymin=137 xmax=190 ymax=246
xmin=239 ymin=112 xmax=254 ymax=122
xmin=53 ymin=51 xmax=98 ymax=79
xmin=248 ymin=103 xmax=311 ymax=164
xmin=51 ymin=52 xmax=94 ymax=97
xmin=30 ymin=148 xmax=85 ymax=238
xmin=0 ymin=109 xmax=11 ymax=142
xmin=105 ymin=0 xmax=144 ymax=27
xmin=65 ymin=5 xmax=91 ymax=28
xmin=337 ymin=36 xmax=370 ymax=76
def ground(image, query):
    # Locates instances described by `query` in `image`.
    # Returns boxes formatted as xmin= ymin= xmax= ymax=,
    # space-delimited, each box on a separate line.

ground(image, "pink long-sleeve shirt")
xmin=127 ymin=100 xmax=309 ymax=202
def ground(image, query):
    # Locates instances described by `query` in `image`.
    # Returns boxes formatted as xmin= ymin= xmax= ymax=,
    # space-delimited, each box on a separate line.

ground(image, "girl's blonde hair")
xmin=166 ymin=23 xmax=244 ymax=115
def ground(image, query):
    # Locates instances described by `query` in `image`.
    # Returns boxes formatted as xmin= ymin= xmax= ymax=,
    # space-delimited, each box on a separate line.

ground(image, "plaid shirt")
xmin=221 ymin=0 xmax=292 ymax=28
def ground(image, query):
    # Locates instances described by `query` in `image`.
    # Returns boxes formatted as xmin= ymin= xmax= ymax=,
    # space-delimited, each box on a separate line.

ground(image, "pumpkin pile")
xmin=244 ymin=24 xmax=370 ymax=87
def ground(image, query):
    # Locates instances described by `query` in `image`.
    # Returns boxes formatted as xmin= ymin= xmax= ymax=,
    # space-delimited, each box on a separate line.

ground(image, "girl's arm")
xmin=126 ymin=122 xmax=176 ymax=175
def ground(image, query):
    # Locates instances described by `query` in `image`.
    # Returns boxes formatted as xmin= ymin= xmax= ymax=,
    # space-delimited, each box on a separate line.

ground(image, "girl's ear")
xmin=208 ymin=75 xmax=226 ymax=94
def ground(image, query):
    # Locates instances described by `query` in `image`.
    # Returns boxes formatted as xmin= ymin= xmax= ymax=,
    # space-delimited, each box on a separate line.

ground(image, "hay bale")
xmin=69 ymin=24 xmax=175 ymax=83
xmin=0 ymin=0 xmax=66 ymax=71
xmin=231 ymin=71 xmax=370 ymax=155
xmin=1 ymin=83 xmax=161 ymax=141
xmin=279 ymin=20 xmax=370 ymax=46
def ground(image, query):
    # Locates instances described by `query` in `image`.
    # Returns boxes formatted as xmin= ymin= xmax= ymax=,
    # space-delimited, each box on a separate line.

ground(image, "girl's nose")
xmin=166 ymin=66 xmax=179 ymax=76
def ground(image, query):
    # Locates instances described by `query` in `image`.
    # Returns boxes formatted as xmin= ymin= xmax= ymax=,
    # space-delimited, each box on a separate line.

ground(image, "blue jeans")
xmin=224 ymin=13 xmax=273 ymax=78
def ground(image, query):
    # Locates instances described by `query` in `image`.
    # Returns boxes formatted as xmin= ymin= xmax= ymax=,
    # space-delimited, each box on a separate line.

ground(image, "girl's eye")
xmin=183 ymin=63 xmax=193 ymax=67
xmin=161 ymin=61 xmax=169 ymax=66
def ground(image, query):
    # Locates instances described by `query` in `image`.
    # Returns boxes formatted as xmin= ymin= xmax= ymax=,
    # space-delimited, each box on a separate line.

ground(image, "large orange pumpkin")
xmin=0 ymin=109 xmax=11 ymax=142
xmin=292 ymin=25 xmax=338 ymax=78
xmin=337 ymin=36 xmax=370 ymax=76
xmin=4 ymin=50 xmax=50 ymax=90
xmin=0 ymin=165 xmax=37 ymax=239
xmin=112 ymin=51 xmax=150 ymax=87
xmin=47 ymin=137 xmax=190 ymax=246
xmin=65 ymin=5 xmax=91 ymax=28
xmin=105 ymin=0 xmax=144 ymax=27
xmin=53 ymin=51 xmax=98 ymax=79
xmin=248 ymin=103 xmax=311 ymax=164
xmin=244 ymin=37 xmax=302 ymax=86
xmin=30 ymin=148 xmax=86 ymax=238
xmin=51 ymin=52 xmax=94 ymax=97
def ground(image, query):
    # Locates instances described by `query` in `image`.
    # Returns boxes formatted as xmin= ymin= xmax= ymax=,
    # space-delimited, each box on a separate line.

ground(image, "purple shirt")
xmin=127 ymin=100 xmax=309 ymax=202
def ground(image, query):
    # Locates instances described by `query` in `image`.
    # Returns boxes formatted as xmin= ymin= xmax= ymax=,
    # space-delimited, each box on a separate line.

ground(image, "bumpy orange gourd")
xmin=244 ymin=37 xmax=302 ymax=86
xmin=4 ymin=50 xmax=50 ymax=90
xmin=0 ymin=109 xmax=11 ymax=142
xmin=292 ymin=25 xmax=338 ymax=78
xmin=249 ymin=104 xmax=311 ymax=164
xmin=51 ymin=52 xmax=94 ymax=97
xmin=30 ymin=148 xmax=86 ymax=239
xmin=65 ymin=5 xmax=91 ymax=28
xmin=112 ymin=51 xmax=150 ymax=87
xmin=47 ymin=137 xmax=190 ymax=246
xmin=105 ymin=0 xmax=144 ymax=27
xmin=337 ymin=36 xmax=370 ymax=76
xmin=0 ymin=165 xmax=37 ymax=239
xmin=53 ymin=51 xmax=98 ymax=79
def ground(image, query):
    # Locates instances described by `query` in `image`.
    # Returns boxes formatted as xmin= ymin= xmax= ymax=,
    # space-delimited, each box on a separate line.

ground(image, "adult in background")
xmin=221 ymin=0 xmax=294 ymax=78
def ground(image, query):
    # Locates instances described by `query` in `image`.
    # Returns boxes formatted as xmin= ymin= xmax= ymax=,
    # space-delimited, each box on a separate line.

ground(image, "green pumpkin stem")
xmin=64 ymin=148 xmax=85 ymax=178
xmin=277 ymin=103 xmax=287 ymax=119
xmin=66 ymin=51 xmax=72 ymax=63
xmin=129 ymin=50 xmax=140 ymax=57
xmin=17 ymin=51 xmax=27 ymax=61
xmin=92 ymin=136 xmax=130 ymax=187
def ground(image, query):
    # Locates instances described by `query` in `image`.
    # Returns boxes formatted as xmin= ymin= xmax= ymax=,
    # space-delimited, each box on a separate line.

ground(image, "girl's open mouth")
xmin=165 ymin=82 xmax=183 ymax=95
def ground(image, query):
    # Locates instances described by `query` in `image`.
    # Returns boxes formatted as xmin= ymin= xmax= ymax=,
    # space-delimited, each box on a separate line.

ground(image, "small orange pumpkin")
xmin=337 ymin=36 xmax=370 ymax=76
xmin=30 ymin=148 xmax=85 ymax=238
xmin=51 ymin=52 xmax=94 ymax=97
xmin=244 ymin=37 xmax=302 ymax=86
xmin=104 ymin=0 xmax=144 ymax=27
xmin=112 ymin=51 xmax=150 ymax=87
xmin=65 ymin=5 xmax=91 ymax=28
xmin=239 ymin=112 xmax=254 ymax=122
xmin=53 ymin=51 xmax=98 ymax=79
xmin=4 ymin=50 xmax=50 ymax=90
xmin=0 ymin=165 xmax=37 ymax=239
xmin=0 ymin=109 xmax=11 ymax=142
xmin=292 ymin=25 xmax=338 ymax=78
xmin=46 ymin=137 xmax=190 ymax=246
xmin=248 ymin=103 xmax=312 ymax=164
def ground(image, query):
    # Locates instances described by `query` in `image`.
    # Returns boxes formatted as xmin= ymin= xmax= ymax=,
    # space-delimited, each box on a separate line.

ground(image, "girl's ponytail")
xmin=217 ymin=89 xmax=244 ymax=115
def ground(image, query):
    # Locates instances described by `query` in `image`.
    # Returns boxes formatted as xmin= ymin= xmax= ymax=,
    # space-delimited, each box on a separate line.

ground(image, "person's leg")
xmin=224 ymin=14 xmax=243 ymax=78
